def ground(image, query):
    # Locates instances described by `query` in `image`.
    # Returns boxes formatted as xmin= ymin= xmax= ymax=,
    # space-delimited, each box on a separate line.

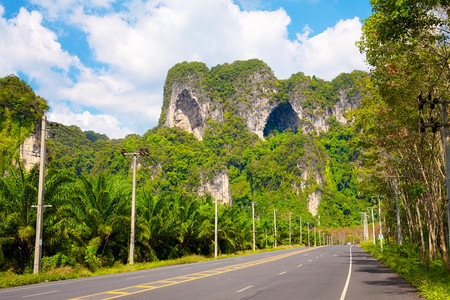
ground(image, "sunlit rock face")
xmin=18 ymin=133 xmax=41 ymax=172
xmin=198 ymin=171 xmax=231 ymax=205
xmin=172 ymin=89 xmax=204 ymax=140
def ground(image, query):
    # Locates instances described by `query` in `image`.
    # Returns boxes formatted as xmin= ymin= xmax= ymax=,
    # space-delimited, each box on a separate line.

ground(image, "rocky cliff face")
xmin=160 ymin=59 xmax=363 ymax=214
xmin=161 ymin=60 xmax=361 ymax=140
xmin=18 ymin=133 xmax=40 ymax=172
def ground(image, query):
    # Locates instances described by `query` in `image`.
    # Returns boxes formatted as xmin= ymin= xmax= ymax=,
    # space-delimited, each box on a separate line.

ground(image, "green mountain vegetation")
xmin=0 ymin=68 xmax=369 ymax=274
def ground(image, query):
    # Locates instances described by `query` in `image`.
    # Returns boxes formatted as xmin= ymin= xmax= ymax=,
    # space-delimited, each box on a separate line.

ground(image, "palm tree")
xmin=0 ymin=163 xmax=38 ymax=272
xmin=0 ymin=163 xmax=73 ymax=273
xmin=70 ymin=174 xmax=130 ymax=267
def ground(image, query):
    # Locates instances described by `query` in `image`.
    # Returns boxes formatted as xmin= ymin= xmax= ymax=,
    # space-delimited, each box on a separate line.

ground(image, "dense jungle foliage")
xmin=0 ymin=68 xmax=367 ymax=273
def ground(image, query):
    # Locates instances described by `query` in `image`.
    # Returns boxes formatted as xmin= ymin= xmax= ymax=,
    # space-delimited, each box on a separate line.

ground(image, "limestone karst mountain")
xmin=160 ymin=59 xmax=362 ymax=141
xmin=159 ymin=59 xmax=365 ymax=214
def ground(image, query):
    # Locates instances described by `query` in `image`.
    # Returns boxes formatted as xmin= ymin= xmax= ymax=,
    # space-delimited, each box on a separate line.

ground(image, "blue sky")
xmin=0 ymin=0 xmax=372 ymax=138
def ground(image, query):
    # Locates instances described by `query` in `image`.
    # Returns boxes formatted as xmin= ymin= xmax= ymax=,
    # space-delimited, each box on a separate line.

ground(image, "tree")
xmin=71 ymin=174 xmax=130 ymax=268
xmin=0 ymin=163 xmax=72 ymax=273
xmin=357 ymin=0 xmax=449 ymax=265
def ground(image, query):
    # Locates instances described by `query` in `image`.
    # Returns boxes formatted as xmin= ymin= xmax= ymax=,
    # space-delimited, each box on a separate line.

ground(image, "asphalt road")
xmin=0 ymin=245 xmax=422 ymax=300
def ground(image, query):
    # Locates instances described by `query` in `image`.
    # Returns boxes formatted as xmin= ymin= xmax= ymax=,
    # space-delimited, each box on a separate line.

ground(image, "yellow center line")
xmin=70 ymin=247 xmax=319 ymax=300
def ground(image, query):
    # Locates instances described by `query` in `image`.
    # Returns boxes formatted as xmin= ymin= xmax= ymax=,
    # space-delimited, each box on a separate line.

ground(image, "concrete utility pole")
xmin=33 ymin=115 xmax=47 ymax=274
xmin=289 ymin=212 xmax=292 ymax=245
xmin=252 ymin=200 xmax=256 ymax=251
xmin=307 ymin=222 xmax=310 ymax=247
xmin=122 ymin=148 xmax=149 ymax=264
xmin=314 ymin=226 xmax=316 ymax=247
xmin=299 ymin=216 xmax=302 ymax=245
xmin=368 ymin=207 xmax=376 ymax=245
xmin=215 ymin=196 xmax=218 ymax=257
xmin=361 ymin=212 xmax=368 ymax=240
xmin=378 ymin=198 xmax=383 ymax=252
xmin=265 ymin=228 xmax=268 ymax=248
xmin=393 ymin=179 xmax=402 ymax=245
xmin=273 ymin=209 xmax=277 ymax=248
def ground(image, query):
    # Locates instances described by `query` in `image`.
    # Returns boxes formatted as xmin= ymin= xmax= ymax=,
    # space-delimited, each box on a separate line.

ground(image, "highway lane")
xmin=0 ymin=245 xmax=422 ymax=299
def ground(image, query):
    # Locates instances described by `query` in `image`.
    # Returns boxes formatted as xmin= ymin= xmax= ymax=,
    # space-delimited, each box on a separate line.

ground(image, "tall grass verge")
xmin=360 ymin=241 xmax=450 ymax=300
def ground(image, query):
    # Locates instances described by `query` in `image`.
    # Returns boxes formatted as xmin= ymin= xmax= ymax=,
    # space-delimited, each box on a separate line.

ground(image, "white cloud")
xmin=296 ymin=17 xmax=368 ymax=80
xmin=0 ymin=8 xmax=79 ymax=89
xmin=48 ymin=104 xmax=133 ymax=139
xmin=0 ymin=0 xmax=368 ymax=139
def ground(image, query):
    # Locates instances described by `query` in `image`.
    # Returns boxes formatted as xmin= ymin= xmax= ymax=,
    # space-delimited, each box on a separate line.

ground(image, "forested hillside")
xmin=0 ymin=66 xmax=369 ymax=274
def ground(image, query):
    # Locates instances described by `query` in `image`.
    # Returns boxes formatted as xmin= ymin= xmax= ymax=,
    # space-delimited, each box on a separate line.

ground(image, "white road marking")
xmin=303 ymin=254 xmax=309 ymax=256
xmin=308 ymin=259 xmax=312 ymax=262
xmin=340 ymin=245 xmax=353 ymax=300
xmin=23 ymin=290 xmax=59 ymax=298
xmin=298 ymin=264 xmax=303 ymax=267
xmin=279 ymin=271 xmax=287 ymax=275
xmin=236 ymin=285 xmax=253 ymax=293
xmin=126 ymin=275 xmax=145 ymax=280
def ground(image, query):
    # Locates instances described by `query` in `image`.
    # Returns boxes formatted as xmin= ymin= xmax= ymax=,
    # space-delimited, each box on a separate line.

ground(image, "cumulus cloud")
xmin=0 ymin=0 xmax=368 ymax=138
xmin=0 ymin=8 xmax=78 ymax=89
xmin=296 ymin=17 xmax=367 ymax=80
xmin=48 ymin=104 xmax=133 ymax=139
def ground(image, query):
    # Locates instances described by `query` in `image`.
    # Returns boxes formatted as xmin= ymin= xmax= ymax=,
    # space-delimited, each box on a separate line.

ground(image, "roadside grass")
xmin=0 ymin=245 xmax=300 ymax=289
xmin=360 ymin=241 xmax=450 ymax=300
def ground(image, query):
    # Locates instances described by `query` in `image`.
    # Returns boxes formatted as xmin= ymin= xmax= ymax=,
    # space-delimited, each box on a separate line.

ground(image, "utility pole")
xmin=289 ymin=212 xmax=292 ymax=245
xmin=314 ymin=226 xmax=316 ymax=247
xmin=265 ymin=228 xmax=268 ymax=248
xmin=252 ymin=200 xmax=256 ymax=252
xmin=273 ymin=209 xmax=277 ymax=248
xmin=307 ymin=222 xmax=310 ymax=247
xmin=378 ymin=198 xmax=383 ymax=252
xmin=361 ymin=212 xmax=368 ymax=240
xmin=215 ymin=197 xmax=218 ymax=257
xmin=393 ymin=178 xmax=402 ymax=245
xmin=368 ymin=207 xmax=376 ymax=245
xmin=122 ymin=148 xmax=149 ymax=264
xmin=299 ymin=216 xmax=302 ymax=246
xmin=33 ymin=115 xmax=47 ymax=274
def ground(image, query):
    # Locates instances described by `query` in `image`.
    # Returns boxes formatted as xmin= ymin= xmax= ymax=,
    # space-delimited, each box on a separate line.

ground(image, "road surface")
xmin=0 ymin=245 xmax=422 ymax=299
